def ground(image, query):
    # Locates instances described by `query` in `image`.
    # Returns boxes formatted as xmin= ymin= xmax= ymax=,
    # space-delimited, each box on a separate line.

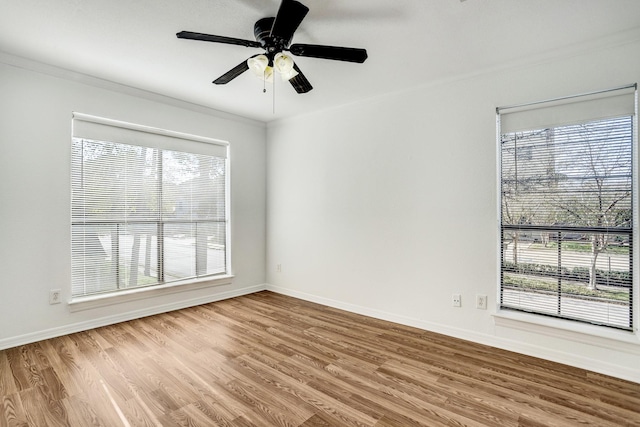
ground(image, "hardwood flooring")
xmin=1 ymin=291 xmax=639 ymax=426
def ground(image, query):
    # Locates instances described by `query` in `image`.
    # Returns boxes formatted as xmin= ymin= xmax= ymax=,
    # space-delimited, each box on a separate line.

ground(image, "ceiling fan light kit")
xmin=176 ymin=0 xmax=368 ymax=94
xmin=247 ymin=53 xmax=298 ymax=83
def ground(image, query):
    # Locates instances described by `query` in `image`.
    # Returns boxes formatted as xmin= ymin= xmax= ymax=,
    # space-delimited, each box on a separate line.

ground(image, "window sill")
xmin=493 ymin=309 xmax=640 ymax=347
xmin=68 ymin=274 xmax=234 ymax=312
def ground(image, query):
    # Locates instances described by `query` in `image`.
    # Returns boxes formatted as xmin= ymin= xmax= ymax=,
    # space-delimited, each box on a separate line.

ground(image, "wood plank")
xmin=1 ymin=291 xmax=639 ymax=426
xmin=1 ymin=393 xmax=28 ymax=427
xmin=62 ymin=394 xmax=106 ymax=427
xmin=0 ymin=353 xmax=17 ymax=398
xmin=4 ymin=348 xmax=40 ymax=392
xmin=19 ymin=387 xmax=68 ymax=427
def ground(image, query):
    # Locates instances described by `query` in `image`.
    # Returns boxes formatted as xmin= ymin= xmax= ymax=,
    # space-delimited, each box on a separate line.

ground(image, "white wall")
xmin=0 ymin=58 xmax=267 ymax=347
xmin=266 ymin=39 xmax=640 ymax=382
xmin=2 ymin=35 xmax=639 ymax=383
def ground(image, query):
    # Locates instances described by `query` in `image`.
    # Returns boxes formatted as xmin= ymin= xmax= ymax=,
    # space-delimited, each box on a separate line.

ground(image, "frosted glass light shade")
xmin=247 ymin=55 xmax=274 ymax=82
xmin=274 ymin=53 xmax=298 ymax=81
xmin=247 ymin=53 xmax=297 ymax=83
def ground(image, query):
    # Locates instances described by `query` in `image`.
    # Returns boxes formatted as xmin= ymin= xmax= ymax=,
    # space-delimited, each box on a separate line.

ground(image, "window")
xmin=497 ymin=85 xmax=636 ymax=330
xmin=71 ymin=113 xmax=229 ymax=298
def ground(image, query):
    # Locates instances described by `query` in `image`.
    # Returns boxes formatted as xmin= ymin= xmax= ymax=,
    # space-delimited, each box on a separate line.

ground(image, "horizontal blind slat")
xmin=71 ymin=115 xmax=228 ymax=298
xmin=498 ymin=88 xmax=635 ymax=330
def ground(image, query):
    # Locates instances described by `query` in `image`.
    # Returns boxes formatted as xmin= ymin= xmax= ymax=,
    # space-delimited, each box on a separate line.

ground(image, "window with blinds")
xmin=497 ymin=85 xmax=636 ymax=330
xmin=71 ymin=113 xmax=229 ymax=298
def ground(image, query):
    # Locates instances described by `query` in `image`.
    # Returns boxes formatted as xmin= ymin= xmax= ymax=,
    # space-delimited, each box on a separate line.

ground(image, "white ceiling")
xmin=2 ymin=0 xmax=640 ymax=123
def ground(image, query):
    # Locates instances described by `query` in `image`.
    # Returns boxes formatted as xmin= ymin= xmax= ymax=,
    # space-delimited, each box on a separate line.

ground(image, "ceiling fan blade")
xmin=177 ymin=31 xmax=262 ymax=48
xmin=289 ymin=44 xmax=368 ymax=63
xmin=289 ymin=64 xmax=313 ymax=94
xmin=213 ymin=58 xmax=252 ymax=85
xmin=270 ymin=0 xmax=309 ymax=45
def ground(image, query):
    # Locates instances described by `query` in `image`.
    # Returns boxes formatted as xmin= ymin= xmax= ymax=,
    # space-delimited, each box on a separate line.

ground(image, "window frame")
xmin=496 ymin=85 xmax=638 ymax=333
xmin=70 ymin=113 xmax=232 ymax=306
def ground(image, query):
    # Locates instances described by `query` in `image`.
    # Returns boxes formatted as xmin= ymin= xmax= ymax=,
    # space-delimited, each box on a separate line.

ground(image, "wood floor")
xmin=1 ymin=291 xmax=639 ymax=427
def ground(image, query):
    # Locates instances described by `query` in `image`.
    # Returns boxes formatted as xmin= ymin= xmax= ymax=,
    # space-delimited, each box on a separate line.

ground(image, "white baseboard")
xmin=4 ymin=282 xmax=638 ymax=383
xmin=265 ymin=284 xmax=640 ymax=383
xmin=0 ymin=284 xmax=266 ymax=351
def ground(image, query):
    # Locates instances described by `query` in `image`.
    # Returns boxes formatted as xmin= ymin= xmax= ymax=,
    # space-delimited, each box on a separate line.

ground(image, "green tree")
xmin=549 ymin=119 xmax=632 ymax=290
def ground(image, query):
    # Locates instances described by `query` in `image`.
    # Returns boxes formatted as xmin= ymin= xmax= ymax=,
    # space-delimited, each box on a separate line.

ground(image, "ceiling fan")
xmin=176 ymin=0 xmax=368 ymax=94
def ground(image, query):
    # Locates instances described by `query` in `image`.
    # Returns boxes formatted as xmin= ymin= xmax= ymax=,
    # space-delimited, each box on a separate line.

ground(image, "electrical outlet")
xmin=452 ymin=294 xmax=461 ymax=307
xmin=476 ymin=295 xmax=488 ymax=310
xmin=276 ymin=264 xmax=282 ymax=273
xmin=49 ymin=289 xmax=62 ymax=305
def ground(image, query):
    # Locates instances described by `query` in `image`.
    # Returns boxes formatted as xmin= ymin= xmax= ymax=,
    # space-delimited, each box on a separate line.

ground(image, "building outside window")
xmin=497 ymin=85 xmax=637 ymax=330
xmin=71 ymin=114 xmax=229 ymax=299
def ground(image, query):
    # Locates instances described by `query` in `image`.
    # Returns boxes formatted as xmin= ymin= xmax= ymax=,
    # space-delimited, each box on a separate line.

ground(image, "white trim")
xmin=496 ymin=110 xmax=504 ymax=309
xmin=493 ymin=309 xmax=640 ymax=348
xmin=497 ymin=84 xmax=636 ymax=114
xmin=633 ymin=87 xmax=640 ymax=334
xmin=498 ymin=85 xmax=636 ymax=134
xmin=72 ymin=113 xmax=228 ymax=158
xmin=0 ymin=51 xmax=266 ymax=128
xmin=0 ymin=284 xmax=266 ymax=351
xmin=72 ymin=112 xmax=229 ymax=148
xmin=265 ymin=284 xmax=640 ymax=383
xmin=225 ymin=153 xmax=233 ymax=277
xmin=68 ymin=275 xmax=235 ymax=312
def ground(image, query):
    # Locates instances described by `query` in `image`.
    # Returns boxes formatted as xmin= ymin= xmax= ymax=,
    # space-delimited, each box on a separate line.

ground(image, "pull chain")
xmin=260 ymin=67 xmax=276 ymax=114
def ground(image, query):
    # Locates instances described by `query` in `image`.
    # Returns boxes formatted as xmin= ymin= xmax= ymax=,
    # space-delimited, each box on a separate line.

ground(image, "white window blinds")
xmin=71 ymin=114 xmax=229 ymax=298
xmin=497 ymin=85 xmax=636 ymax=330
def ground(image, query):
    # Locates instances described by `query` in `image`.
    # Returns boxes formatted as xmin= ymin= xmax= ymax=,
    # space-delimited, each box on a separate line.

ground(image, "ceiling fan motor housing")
xmin=254 ymin=17 xmax=285 ymax=58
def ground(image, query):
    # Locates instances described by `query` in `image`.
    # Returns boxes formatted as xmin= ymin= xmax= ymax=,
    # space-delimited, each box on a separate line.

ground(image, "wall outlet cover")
xmin=452 ymin=294 xmax=462 ymax=307
xmin=49 ymin=289 xmax=62 ymax=305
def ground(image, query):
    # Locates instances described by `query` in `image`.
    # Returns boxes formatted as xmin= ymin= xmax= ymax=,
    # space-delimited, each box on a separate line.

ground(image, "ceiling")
xmin=2 ymin=0 xmax=640 ymax=123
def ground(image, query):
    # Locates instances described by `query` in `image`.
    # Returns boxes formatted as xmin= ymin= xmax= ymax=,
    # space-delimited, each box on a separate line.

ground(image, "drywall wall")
xmin=266 ymin=38 xmax=640 ymax=381
xmin=0 ymin=57 xmax=266 ymax=347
